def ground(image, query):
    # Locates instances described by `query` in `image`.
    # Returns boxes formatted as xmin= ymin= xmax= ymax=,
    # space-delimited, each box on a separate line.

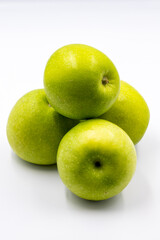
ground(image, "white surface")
xmin=0 ymin=1 xmax=160 ymax=239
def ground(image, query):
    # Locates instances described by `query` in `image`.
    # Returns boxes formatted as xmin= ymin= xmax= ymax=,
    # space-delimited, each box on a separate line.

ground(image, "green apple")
xmin=7 ymin=89 xmax=78 ymax=165
xmin=99 ymin=81 xmax=150 ymax=144
xmin=57 ymin=119 xmax=137 ymax=201
xmin=44 ymin=44 xmax=120 ymax=120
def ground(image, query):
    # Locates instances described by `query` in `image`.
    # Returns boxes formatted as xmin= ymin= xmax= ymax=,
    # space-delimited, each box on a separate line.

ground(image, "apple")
xmin=6 ymin=89 xmax=78 ymax=165
xmin=99 ymin=81 xmax=150 ymax=144
xmin=44 ymin=44 xmax=120 ymax=120
xmin=57 ymin=119 xmax=137 ymax=201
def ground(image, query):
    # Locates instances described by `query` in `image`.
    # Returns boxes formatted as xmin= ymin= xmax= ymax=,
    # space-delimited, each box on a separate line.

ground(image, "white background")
xmin=0 ymin=0 xmax=160 ymax=239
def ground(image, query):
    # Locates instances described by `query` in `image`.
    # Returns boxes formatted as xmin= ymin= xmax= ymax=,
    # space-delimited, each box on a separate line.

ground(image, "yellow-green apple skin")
xmin=6 ymin=89 xmax=78 ymax=165
xmin=44 ymin=44 xmax=120 ymax=120
xmin=57 ymin=119 xmax=137 ymax=201
xmin=99 ymin=81 xmax=150 ymax=144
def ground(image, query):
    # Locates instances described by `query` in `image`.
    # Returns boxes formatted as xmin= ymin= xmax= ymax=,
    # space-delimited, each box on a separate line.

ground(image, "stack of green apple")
xmin=7 ymin=44 xmax=150 ymax=201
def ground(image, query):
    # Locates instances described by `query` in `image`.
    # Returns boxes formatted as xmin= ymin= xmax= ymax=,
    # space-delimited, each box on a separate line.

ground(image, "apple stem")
xmin=102 ymin=76 xmax=109 ymax=86
xmin=94 ymin=161 xmax=101 ymax=168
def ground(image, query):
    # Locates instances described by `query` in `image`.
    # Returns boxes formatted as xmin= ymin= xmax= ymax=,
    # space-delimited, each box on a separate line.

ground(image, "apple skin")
xmin=44 ymin=44 xmax=120 ymax=120
xmin=99 ymin=81 xmax=150 ymax=144
xmin=57 ymin=119 xmax=137 ymax=201
xmin=6 ymin=89 xmax=78 ymax=165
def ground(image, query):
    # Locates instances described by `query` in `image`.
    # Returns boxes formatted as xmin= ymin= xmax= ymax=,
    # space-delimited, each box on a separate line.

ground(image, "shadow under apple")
xmin=11 ymin=151 xmax=57 ymax=172
xmin=65 ymin=187 xmax=124 ymax=211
